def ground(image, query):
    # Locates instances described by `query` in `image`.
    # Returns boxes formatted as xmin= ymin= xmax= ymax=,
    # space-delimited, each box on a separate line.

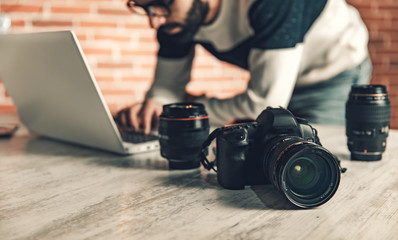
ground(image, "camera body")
xmin=217 ymin=107 xmax=320 ymax=190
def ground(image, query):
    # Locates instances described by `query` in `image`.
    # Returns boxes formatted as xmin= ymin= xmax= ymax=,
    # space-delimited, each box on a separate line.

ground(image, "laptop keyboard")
xmin=120 ymin=130 xmax=159 ymax=144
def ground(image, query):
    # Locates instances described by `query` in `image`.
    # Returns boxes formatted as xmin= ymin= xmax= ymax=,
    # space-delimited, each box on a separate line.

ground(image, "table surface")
xmin=1 ymin=114 xmax=398 ymax=240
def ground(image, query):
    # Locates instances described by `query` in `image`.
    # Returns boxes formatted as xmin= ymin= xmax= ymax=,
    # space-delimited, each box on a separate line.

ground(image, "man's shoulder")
xmin=249 ymin=0 xmax=326 ymax=29
xmin=248 ymin=0 xmax=327 ymax=49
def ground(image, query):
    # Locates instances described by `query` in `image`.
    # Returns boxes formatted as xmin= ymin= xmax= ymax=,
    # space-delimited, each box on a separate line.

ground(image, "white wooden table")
xmin=1 ymin=115 xmax=397 ymax=240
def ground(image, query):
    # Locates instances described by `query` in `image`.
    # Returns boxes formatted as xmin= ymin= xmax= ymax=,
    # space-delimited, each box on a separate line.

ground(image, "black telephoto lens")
xmin=159 ymin=103 xmax=210 ymax=169
xmin=346 ymin=85 xmax=391 ymax=161
xmin=264 ymin=136 xmax=341 ymax=208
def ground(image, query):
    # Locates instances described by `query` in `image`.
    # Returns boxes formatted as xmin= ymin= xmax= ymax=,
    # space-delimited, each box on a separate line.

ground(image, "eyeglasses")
xmin=126 ymin=0 xmax=174 ymax=17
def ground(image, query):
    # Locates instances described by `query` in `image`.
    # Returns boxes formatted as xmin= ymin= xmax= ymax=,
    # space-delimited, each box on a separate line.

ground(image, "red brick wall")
xmin=347 ymin=0 xmax=398 ymax=129
xmin=0 ymin=0 xmax=397 ymax=128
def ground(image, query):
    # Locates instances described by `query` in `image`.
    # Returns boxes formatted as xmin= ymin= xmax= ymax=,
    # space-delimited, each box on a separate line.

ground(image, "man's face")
xmin=132 ymin=0 xmax=209 ymax=43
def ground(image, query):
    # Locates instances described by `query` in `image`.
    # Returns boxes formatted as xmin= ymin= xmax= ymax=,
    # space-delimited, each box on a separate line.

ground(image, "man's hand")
xmin=184 ymin=92 xmax=205 ymax=102
xmin=114 ymin=99 xmax=163 ymax=134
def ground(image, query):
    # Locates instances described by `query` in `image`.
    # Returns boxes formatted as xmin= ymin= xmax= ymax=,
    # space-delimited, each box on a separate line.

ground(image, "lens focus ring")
xmin=346 ymin=104 xmax=390 ymax=122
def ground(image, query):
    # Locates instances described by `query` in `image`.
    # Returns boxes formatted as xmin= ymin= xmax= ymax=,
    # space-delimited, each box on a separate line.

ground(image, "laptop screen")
xmin=0 ymin=31 xmax=134 ymax=154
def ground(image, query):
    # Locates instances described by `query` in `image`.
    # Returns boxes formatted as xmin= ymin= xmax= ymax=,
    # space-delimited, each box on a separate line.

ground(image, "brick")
xmin=372 ymin=69 xmax=395 ymax=79
xmin=122 ymin=76 xmax=153 ymax=82
xmin=5 ymin=0 xmax=48 ymax=3
xmin=121 ymin=70 xmax=155 ymax=80
xmin=125 ymin=22 xmax=151 ymax=29
xmin=97 ymin=62 xmax=133 ymax=69
xmin=107 ymin=103 xmax=120 ymax=114
xmin=391 ymin=100 xmax=398 ymax=109
xmin=346 ymin=0 xmax=374 ymax=8
xmin=1 ymin=4 xmax=43 ymax=13
xmin=97 ymin=8 xmax=131 ymax=16
xmin=379 ymin=25 xmax=398 ymax=33
xmin=359 ymin=10 xmax=385 ymax=21
xmin=32 ymin=20 xmax=73 ymax=27
xmin=95 ymin=75 xmax=115 ymax=82
xmin=389 ymin=33 xmax=398 ymax=42
xmin=378 ymin=2 xmax=398 ymax=8
xmin=0 ymin=105 xmax=16 ymax=114
xmin=11 ymin=20 xmax=25 ymax=27
xmin=122 ymin=43 xmax=158 ymax=53
xmin=392 ymin=110 xmax=398 ymax=117
xmin=94 ymin=34 xmax=131 ymax=42
xmin=122 ymin=50 xmax=157 ymax=57
xmin=101 ymin=89 xmax=134 ymax=95
xmin=388 ymin=88 xmax=398 ymax=98
xmin=392 ymin=96 xmax=398 ymax=107
xmin=389 ymin=57 xmax=398 ymax=67
xmin=74 ymin=0 xmax=113 ymax=2
xmin=80 ymin=21 xmax=117 ymax=28
xmin=377 ymin=45 xmax=398 ymax=54
xmin=121 ymin=68 xmax=154 ymax=81
xmin=388 ymin=76 xmax=398 ymax=86
xmin=138 ymin=37 xmax=157 ymax=44
xmin=82 ymin=48 xmax=112 ymax=56
xmin=51 ymin=6 xmax=91 ymax=14
xmin=75 ymin=34 xmax=88 ymax=41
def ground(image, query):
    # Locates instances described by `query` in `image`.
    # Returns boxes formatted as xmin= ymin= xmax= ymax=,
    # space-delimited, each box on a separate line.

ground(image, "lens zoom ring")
xmin=346 ymin=105 xmax=390 ymax=122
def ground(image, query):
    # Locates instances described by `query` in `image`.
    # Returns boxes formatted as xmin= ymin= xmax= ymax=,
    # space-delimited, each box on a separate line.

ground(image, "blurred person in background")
xmin=116 ymin=0 xmax=371 ymax=134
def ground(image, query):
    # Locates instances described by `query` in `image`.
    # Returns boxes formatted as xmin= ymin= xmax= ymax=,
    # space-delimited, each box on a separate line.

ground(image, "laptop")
xmin=0 ymin=30 xmax=159 ymax=155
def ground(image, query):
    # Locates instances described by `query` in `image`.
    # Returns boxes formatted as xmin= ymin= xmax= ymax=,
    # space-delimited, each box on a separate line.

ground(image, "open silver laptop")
xmin=0 ymin=30 xmax=159 ymax=154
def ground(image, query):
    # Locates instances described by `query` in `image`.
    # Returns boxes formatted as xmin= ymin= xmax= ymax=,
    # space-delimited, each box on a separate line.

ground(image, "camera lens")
xmin=346 ymin=85 xmax=390 ymax=161
xmin=287 ymin=157 xmax=317 ymax=190
xmin=159 ymin=103 xmax=209 ymax=169
xmin=264 ymin=136 xmax=340 ymax=208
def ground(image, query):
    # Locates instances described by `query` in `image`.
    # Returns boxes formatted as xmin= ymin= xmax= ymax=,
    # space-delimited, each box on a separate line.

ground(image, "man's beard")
xmin=157 ymin=0 xmax=209 ymax=45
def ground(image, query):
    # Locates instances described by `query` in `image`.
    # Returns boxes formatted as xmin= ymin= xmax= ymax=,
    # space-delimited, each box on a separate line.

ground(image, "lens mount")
xmin=351 ymin=151 xmax=382 ymax=161
xmin=168 ymin=159 xmax=201 ymax=169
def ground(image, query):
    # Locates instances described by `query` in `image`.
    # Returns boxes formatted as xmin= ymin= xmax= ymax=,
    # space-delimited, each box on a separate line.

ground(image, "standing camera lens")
xmin=346 ymin=85 xmax=390 ymax=161
xmin=159 ymin=103 xmax=209 ymax=169
xmin=264 ymin=136 xmax=341 ymax=208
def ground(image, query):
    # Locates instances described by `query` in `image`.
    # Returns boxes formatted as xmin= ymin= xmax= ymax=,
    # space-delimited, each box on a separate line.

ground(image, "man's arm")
xmin=197 ymin=45 xmax=304 ymax=126
xmin=118 ymin=46 xmax=195 ymax=134
xmin=145 ymin=47 xmax=195 ymax=104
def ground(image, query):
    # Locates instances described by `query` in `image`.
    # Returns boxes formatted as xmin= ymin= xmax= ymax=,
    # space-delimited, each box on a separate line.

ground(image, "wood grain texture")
xmin=1 ymin=122 xmax=398 ymax=240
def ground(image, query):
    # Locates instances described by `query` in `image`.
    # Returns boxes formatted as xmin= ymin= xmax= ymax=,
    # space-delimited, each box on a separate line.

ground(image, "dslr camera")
xmin=201 ymin=107 xmax=341 ymax=208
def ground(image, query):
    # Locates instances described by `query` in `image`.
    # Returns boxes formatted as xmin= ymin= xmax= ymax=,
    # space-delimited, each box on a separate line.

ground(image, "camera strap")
xmin=200 ymin=128 xmax=223 ymax=172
